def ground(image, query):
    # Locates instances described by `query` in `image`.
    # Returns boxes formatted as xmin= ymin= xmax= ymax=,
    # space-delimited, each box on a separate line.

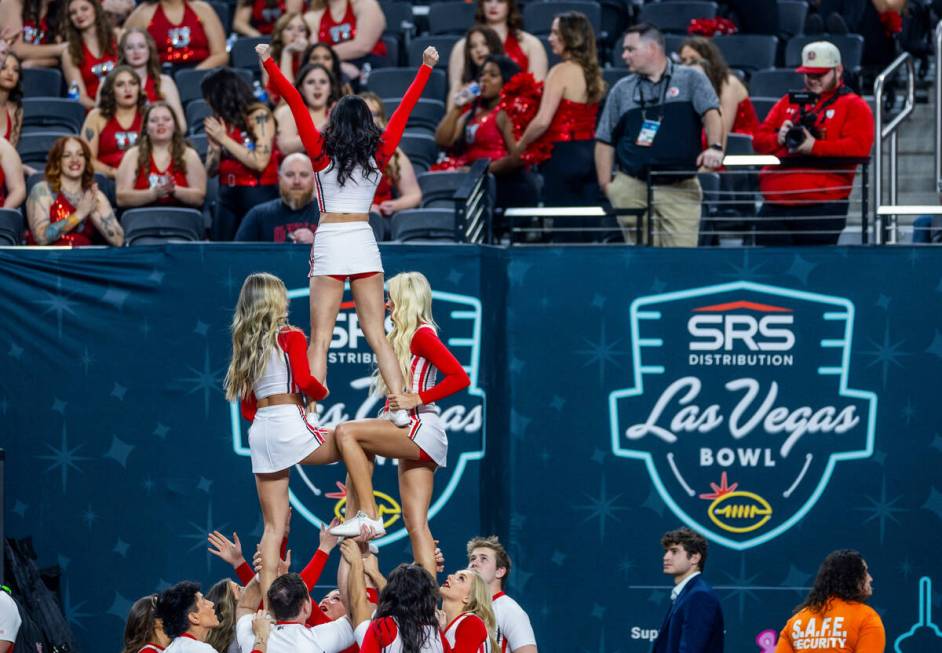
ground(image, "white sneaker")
xmin=387 ymin=409 xmax=411 ymax=427
xmin=328 ymin=511 xmax=386 ymax=538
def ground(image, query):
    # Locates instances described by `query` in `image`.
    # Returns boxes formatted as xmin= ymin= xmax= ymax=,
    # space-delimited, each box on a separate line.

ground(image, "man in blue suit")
xmin=651 ymin=528 xmax=724 ymax=653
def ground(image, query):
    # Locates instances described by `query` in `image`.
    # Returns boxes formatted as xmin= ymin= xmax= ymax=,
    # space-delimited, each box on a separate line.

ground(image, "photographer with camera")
xmin=753 ymin=41 xmax=874 ymax=245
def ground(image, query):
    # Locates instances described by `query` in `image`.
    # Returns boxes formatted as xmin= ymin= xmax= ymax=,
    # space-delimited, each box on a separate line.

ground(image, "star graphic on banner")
xmin=647 ymin=589 xmax=668 ymax=606
xmin=52 ymin=398 xmax=67 ymax=414
xmin=13 ymin=500 xmax=27 ymax=517
xmin=8 ymin=341 xmax=23 ymax=359
xmin=901 ymin=398 xmax=916 ymax=425
xmin=576 ymin=322 xmax=624 ymax=384
xmin=859 ymin=322 xmax=909 ymax=387
xmin=508 ymin=560 xmax=533 ymax=593
xmin=854 ymin=476 xmax=906 ymax=544
xmin=921 ymin=486 xmax=942 ymax=521
xmin=154 ymin=423 xmax=170 ymax=439
xmin=898 ymin=558 xmax=912 ymax=579
xmin=148 ymin=269 xmax=165 ymax=284
xmin=550 ymin=395 xmax=566 ymax=411
xmin=82 ymin=504 xmax=98 ymax=528
xmin=111 ymin=383 xmax=128 ymax=400
xmin=618 ymin=557 xmax=636 ymax=579
xmin=573 ymin=475 xmax=628 ymax=541
xmin=33 ymin=277 xmax=78 ymax=338
xmin=104 ymin=436 xmax=135 ymax=467
xmin=447 ymin=269 xmax=463 ymax=285
xmin=38 ymin=424 xmax=91 ymax=492
xmin=177 ymin=348 xmax=226 ymax=417
xmin=590 ymin=448 xmax=607 ymax=464
xmin=107 ymin=592 xmax=133 ymax=619
xmin=720 ymin=557 xmax=761 ymax=620
xmin=721 ymin=249 xmax=769 ymax=281
xmin=551 ymin=550 xmax=566 ymax=566
xmin=925 ymin=330 xmax=942 ymax=359
xmin=143 ymin=476 xmax=155 ymax=494
xmin=875 ymin=294 xmax=891 ymax=310
xmin=781 ymin=564 xmax=812 ymax=591
xmin=194 ymin=320 xmax=210 ymax=336
xmin=641 ymin=486 xmax=666 ymax=517
xmin=61 ymin=582 xmax=92 ymax=630
xmin=113 ymin=539 xmax=130 ymax=557
xmin=591 ymin=293 xmax=607 ymax=309
xmin=101 ymin=286 xmax=130 ymax=310
xmin=591 ymin=603 xmax=606 ymax=620
xmin=785 ymin=255 xmax=817 ymax=285
xmin=507 ymin=260 xmax=532 ymax=286
xmin=931 ymin=434 xmax=942 ymax=453
xmin=509 ymin=512 xmax=527 ymax=539
xmin=80 ymin=348 xmax=95 ymax=375
xmin=180 ymin=502 xmax=227 ymax=570
xmin=650 ymin=278 xmax=667 ymax=293
xmin=197 ymin=477 xmax=213 ymax=493
xmin=510 ymin=409 xmax=531 ymax=440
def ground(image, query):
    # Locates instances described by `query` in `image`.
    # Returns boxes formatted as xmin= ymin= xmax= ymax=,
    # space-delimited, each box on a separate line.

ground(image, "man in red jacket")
xmin=753 ymin=41 xmax=874 ymax=245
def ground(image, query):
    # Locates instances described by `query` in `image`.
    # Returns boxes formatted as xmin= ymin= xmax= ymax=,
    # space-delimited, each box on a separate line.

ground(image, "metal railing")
xmin=874 ymin=51 xmax=916 ymax=243
xmin=454 ymin=159 xmax=492 ymax=244
xmin=935 ymin=21 xmax=942 ymax=194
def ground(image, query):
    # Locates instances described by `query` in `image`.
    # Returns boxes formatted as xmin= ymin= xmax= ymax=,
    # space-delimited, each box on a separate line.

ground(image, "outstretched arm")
xmin=375 ymin=47 xmax=438 ymax=168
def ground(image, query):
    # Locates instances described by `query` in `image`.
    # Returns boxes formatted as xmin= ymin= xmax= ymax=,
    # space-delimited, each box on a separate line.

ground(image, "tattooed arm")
xmin=214 ymin=107 xmax=275 ymax=172
xmin=81 ymin=111 xmax=117 ymax=177
xmin=89 ymin=189 xmax=124 ymax=246
xmin=26 ymin=182 xmax=88 ymax=245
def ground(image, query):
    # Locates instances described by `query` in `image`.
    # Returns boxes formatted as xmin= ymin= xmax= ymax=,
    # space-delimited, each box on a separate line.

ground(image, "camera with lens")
xmin=784 ymin=90 xmax=820 ymax=151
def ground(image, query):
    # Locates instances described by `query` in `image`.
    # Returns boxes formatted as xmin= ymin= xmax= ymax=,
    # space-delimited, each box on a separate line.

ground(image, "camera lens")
xmin=785 ymin=126 xmax=806 ymax=150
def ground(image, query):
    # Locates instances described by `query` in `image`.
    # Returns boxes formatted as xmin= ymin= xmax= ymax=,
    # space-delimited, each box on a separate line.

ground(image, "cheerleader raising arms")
xmin=256 ymin=42 xmax=437 ymax=428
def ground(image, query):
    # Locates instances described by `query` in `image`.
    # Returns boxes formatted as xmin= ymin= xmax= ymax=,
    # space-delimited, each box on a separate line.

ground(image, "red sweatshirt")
xmin=753 ymin=86 xmax=874 ymax=204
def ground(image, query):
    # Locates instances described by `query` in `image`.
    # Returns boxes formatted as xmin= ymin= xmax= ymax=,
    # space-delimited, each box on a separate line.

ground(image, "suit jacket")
xmin=651 ymin=575 xmax=725 ymax=653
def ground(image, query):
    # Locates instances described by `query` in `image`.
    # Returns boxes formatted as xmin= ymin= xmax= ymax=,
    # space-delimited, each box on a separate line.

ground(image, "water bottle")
xmin=67 ymin=81 xmax=80 ymax=101
xmin=252 ymin=80 xmax=269 ymax=104
xmin=455 ymin=82 xmax=480 ymax=107
xmin=360 ymin=62 xmax=372 ymax=87
xmin=226 ymin=32 xmax=238 ymax=53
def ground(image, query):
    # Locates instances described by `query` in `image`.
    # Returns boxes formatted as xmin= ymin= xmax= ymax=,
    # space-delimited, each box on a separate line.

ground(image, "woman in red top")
xmin=123 ymin=0 xmax=227 ymax=70
xmin=116 ymin=102 xmax=206 ymax=208
xmin=118 ymin=28 xmax=186 ymax=128
xmin=679 ymin=37 xmax=758 ymax=140
xmin=0 ymin=136 xmax=25 ymax=210
xmin=233 ymin=0 xmax=302 ymax=36
xmin=0 ymin=0 xmax=66 ymax=67
xmin=0 ymin=54 xmax=23 ymax=147
xmin=330 ymin=272 xmax=472 ymax=575
xmin=82 ymin=65 xmax=145 ymax=178
xmin=360 ymin=92 xmax=421 ymax=218
xmin=447 ymin=0 xmax=547 ymax=95
xmin=303 ymin=0 xmax=387 ymax=79
xmin=26 ymin=136 xmax=123 ymax=246
xmin=61 ymin=0 xmax=117 ymax=110
xmin=264 ymin=12 xmax=310 ymax=103
xmin=273 ymin=63 xmax=341 ymax=155
xmin=441 ymin=569 xmax=498 ymax=653
xmin=120 ymin=594 xmax=172 ymax=653
xmin=514 ymin=12 xmax=604 ymax=209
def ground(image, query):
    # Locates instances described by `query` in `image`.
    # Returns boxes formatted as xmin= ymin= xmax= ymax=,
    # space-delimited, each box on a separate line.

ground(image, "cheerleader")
xmin=440 ymin=569 xmax=497 ymax=653
xmin=257 ymin=43 xmax=438 ymax=427
xmin=329 ymin=272 xmax=471 ymax=575
xmin=223 ymin=272 xmax=341 ymax=605
xmin=120 ymin=595 xmax=171 ymax=653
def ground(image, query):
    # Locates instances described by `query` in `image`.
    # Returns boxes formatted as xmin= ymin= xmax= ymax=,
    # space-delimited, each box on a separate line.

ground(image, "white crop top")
xmin=313 ymin=159 xmax=382 ymax=214
xmin=253 ymin=346 xmax=293 ymax=400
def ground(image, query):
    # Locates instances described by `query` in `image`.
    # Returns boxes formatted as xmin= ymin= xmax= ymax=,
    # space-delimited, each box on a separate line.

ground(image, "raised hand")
xmin=422 ymin=46 xmax=439 ymax=68
xmin=256 ymin=43 xmax=272 ymax=62
xmin=208 ymin=530 xmax=246 ymax=567
xmin=318 ymin=519 xmax=341 ymax=553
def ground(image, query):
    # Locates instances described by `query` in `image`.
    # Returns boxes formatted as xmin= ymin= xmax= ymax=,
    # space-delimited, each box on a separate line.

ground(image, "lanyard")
xmin=636 ymin=63 xmax=672 ymax=121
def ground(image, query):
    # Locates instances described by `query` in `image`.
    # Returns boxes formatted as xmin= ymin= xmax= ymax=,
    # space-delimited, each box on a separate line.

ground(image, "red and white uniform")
xmin=0 ymin=590 xmax=21 ymax=651
xmin=139 ymin=645 xmax=165 ymax=653
xmin=79 ymin=41 xmax=117 ymax=101
xmin=355 ymin=618 xmax=446 ymax=653
xmin=164 ymin=633 xmax=216 ymax=653
xmin=134 ymin=153 xmax=189 ymax=206
xmin=22 ymin=16 xmax=50 ymax=44
xmin=218 ymin=122 xmax=279 ymax=188
xmin=236 ymin=613 xmax=354 ymax=653
xmin=240 ymin=326 xmax=328 ymax=473
xmin=491 ymin=593 xmax=536 ymax=653
xmin=98 ymin=111 xmax=143 ymax=169
xmin=444 ymin=613 xmax=490 ymax=653
xmin=250 ymin=0 xmax=286 ymax=35
xmin=147 ymin=1 xmax=210 ymax=65
xmin=317 ymin=0 xmax=386 ymax=58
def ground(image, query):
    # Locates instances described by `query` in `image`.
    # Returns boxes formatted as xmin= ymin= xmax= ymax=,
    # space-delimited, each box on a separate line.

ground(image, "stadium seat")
xmin=22 ymin=69 xmax=62 ymax=98
xmin=381 ymin=98 xmax=444 ymax=134
xmin=713 ymin=35 xmax=778 ymax=73
xmin=208 ymin=0 xmax=232 ymax=34
xmin=381 ymin=34 xmax=401 ymax=67
xmin=22 ymin=98 xmax=84 ymax=133
xmin=428 ymin=2 xmax=477 ymax=35
xmin=523 ymin=1 xmax=602 ymax=36
xmin=539 ymin=36 xmax=562 ymax=67
xmin=598 ymin=0 xmax=631 ymax=49
xmin=602 ymin=68 xmax=629 ymax=91
xmin=417 ymin=170 xmax=468 ymax=209
xmin=188 ymin=132 xmax=209 ymax=159
xmin=185 ymin=99 xmax=212 ymax=134
xmin=399 ymin=131 xmax=439 ymax=171
xmin=777 ymin=0 xmax=808 ymax=39
xmin=366 ymin=67 xmax=447 ymax=103
xmin=380 ymin=1 xmax=415 ymax=39
xmin=408 ymin=36 xmax=460 ymax=69
xmin=751 ymin=96 xmax=778 ymax=122
xmin=638 ymin=2 xmax=718 ymax=34
xmin=749 ymin=68 xmax=804 ymax=97
xmin=0 ymin=208 xmax=23 ymax=245
xmin=369 ymin=211 xmax=387 ymax=242
xmin=120 ymin=207 xmax=205 ymax=245
xmin=230 ymin=36 xmax=270 ymax=72
xmin=785 ymin=34 xmax=864 ymax=73
xmin=175 ymin=68 xmax=253 ymax=105
xmin=390 ymin=208 xmax=457 ymax=242
xmin=17 ymin=130 xmax=71 ymax=168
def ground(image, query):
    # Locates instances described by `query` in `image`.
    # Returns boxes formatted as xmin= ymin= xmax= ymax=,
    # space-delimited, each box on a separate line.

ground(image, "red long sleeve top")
xmin=409 ymin=327 xmax=471 ymax=405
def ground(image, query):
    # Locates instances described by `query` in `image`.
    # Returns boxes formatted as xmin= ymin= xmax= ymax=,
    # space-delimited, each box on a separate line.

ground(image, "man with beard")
xmin=235 ymin=153 xmax=320 ymax=242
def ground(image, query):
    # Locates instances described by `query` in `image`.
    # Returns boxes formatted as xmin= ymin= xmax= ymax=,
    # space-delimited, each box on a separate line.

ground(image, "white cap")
xmin=796 ymin=41 xmax=842 ymax=73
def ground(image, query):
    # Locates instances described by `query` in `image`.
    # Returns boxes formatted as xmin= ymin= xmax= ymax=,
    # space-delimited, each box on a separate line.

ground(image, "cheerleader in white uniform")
xmin=257 ymin=43 xmax=440 ymax=428
xmin=440 ymin=569 xmax=498 ymax=653
xmin=224 ymin=272 xmax=341 ymax=605
xmin=329 ymin=272 xmax=470 ymax=575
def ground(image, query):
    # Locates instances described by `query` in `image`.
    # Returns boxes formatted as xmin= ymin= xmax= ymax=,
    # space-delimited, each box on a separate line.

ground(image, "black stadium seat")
xmin=638 ymin=1 xmax=718 ymax=34
xmin=0 ymin=208 xmax=23 ymax=245
xmin=713 ymin=34 xmax=778 ymax=74
xmin=230 ymin=36 xmax=270 ymax=72
xmin=366 ymin=67 xmax=447 ymax=103
xmin=399 ymin=131 xmax=440 ymax=171
xmin=785 ymin=34 xmax=864 ymax=73
xmin=380 ymin=1 xmax=415 ymax=39
xmin=185 ymin=99 xmax=212 ymax=134
xmin=120 ymin=207 xmax=205 ymax=245
xmin=390 ymin=208 xmax=457 ymax=242
xmin=428 ymin=2 xmax=476 ymax=35
xmin=17 ymin=130 xmax=71 ymax=168
xmin=381 ymin=34 xmax=401 ymax=67
xmin=418 ymin=170 xmax=467 ymax=209
xmin=749 ymin=68 xmax=804 ymax=97
xmin=539 ymin=36 xmax=562 ymax=67
xmin=777 ymin=0 xmax=808 ymax=39
xmin=523 ymin=1 xmax=602 ymax=36
xmin=408 ymin=36 xmax=460 ymax=69
xmin=175 ymin=67 xmax=253 ymax=105
xmin=208 ymin=0 xmax=232 ymax=34
xmin=22 ymin=98 xmax=84 ymax=133
xmin=22 ymin=69 xmax=62 ymax=98
xmin=188 ymin=133 xmax=209 ymax=159
xmin=381 ymin=98 xmax=444 ymax=133
xmin=751 ymin=96 xmax=779 ymax=122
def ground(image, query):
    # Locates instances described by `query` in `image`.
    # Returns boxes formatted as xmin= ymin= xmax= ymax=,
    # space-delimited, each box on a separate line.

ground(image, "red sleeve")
xmin=411 ymin=327 xmax=470 ymax=404
xmin=278 ymin=328 xmax=329 ymax=401
xmin=235 ymin=561 xmax=255 ymax=586
xmin=299 ymin=549 xmax=329 ymax=591
xmin=240 ymin=392 xmax=257 ymax=422
xmin=306 ymin=605 xmax=331 ymax=627
xmin=753 ymin=95 xmax=791 ymax=155
xmin=375 ymin=64 xmax=433 ymax=168
xmin=451 ymin=617 xmax=487 ymax=653
xmin=810 ymin=94 xmax=875 ymax=157
xmin=361 ymin=617 xmax=399 ymax=653
xmin=366 ymin=587 xmax=379 ymax=604
xmin=263 ymin=57 xmax=328 ymax=170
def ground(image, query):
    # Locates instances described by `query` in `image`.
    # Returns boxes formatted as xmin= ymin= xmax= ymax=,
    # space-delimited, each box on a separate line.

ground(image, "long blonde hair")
xmin=463 ymin=571 xmax=499 ymax=653
xmin=224 ymin=273 xmax=289 ymax=401
xmin=374 ymin=272 xmax=436 ymax=396
xmin=204 ymin=580 xmax=238 ymax=653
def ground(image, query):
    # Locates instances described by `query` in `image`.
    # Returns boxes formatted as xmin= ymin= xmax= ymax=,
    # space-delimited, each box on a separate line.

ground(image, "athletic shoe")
xmin=329 ymin=511 xmax=386 ymax=538
xmin=388 ymin=409 xmax=411 ymax=427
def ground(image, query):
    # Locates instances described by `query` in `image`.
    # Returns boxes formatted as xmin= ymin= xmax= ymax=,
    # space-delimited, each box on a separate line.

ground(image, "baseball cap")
xmin=796 ymin=41 xmax=842 ymax=74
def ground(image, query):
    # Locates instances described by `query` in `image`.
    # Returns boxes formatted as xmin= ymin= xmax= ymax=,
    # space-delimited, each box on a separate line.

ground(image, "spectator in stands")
xmin=154 ymin=581 xmax=221 ymax=652
xmin=753 ymin=41 xmax=874 ymax=245
xmin=448 ymin=0 xmax=548 ymax=90
xmin=82 ymin=65 xmax=145 ymax=178
xmin=595 ymin=23 xmax=723 ymax=247
xmin=61 ymin=0 xmax=118 ymax=110
xmin=447 ymin=25 xmax=504 ymax=111
xmin=0 ymin=585 xmax=21 ymax=653
xmin=233 ymin=0 xmax=302 ymax=37
xmin=235 ymin=152 xmax=320 ymax=242
xmin=116 ymin=102 xmax=207 ymax=208
xmin=118 ymin=28 xmax=186 ymax=128
xmin=0 ymin=136 xmax=25 ymax=209
xmin=679 ymin=36 xmax=757 ymax=140
xmin=304 ymin=41 xmax=354 ymax=96
xmin=0 ymin=0 xmax=66 ymax=68
xmin=515 ymin=12 xmax=604 ymax=209
xmin=124 ymin=0 xmax=228 ymax=70
xmin=303 ymin=0 xmax=387 ymax=81
xmin=274 ymin=63 xmax=341 ymax=154
xmin=0 ymin=53 xmax=22 ymax=146
xmin=807 ymin=0 xmax=903 ymax=76
xmin=121 ymin=595 xmax=172 ymax=653
xmin=203 ymin=580 xmax=239 ymax=653
xmin=360 ymin=92 xmax=421 ymax=218
xmin=265 ymin=12 xmax=310 ymax=102
xmin=722 ymin=0 xmax=779 ymax=35
xmin=26 ymin=136 xmax=124 ymax=246
xmin=202 ymin=67 xmax=278 ymax=241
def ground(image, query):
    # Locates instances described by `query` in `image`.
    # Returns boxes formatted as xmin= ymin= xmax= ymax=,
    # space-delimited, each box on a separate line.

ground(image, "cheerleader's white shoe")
xmin=329 ymin=511 xmax=386 ymax=538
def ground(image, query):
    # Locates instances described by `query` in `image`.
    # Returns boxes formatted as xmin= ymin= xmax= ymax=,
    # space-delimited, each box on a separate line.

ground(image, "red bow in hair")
xmin=687 ymin=17 xmax=738 ymax=37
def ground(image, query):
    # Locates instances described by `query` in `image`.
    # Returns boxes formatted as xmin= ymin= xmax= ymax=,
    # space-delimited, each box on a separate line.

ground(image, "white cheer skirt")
xmin=308 ymin=222 xmax=383 ymax=278
xmin=249 ymin=404 xmax=327 ymax=473
xmin=407 ymin=408 xmax=448 ymax=468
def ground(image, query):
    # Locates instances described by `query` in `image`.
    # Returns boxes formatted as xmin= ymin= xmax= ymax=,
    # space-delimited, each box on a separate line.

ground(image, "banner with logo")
xmin=2 ymin=245 xmax=941 ymax=653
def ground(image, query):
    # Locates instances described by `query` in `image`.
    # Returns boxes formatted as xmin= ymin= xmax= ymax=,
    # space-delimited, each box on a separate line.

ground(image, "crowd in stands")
xmin=0 ymin=0 xmax=930 ymax=247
